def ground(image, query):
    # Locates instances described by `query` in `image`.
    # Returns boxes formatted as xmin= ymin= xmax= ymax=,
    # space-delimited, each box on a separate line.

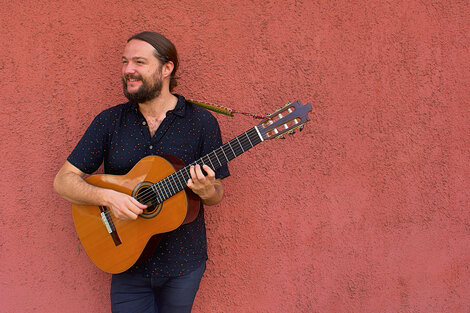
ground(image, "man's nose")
xmin=123 ymin=63 xmax=136 ymax=75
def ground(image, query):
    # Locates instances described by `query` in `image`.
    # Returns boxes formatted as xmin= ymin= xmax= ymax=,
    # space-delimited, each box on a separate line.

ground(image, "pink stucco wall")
xmin=1 ymin=1 xmax=469 ymax=312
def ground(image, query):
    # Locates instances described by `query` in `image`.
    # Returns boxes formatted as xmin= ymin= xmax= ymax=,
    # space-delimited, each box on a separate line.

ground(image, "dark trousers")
xmin=110 ymin=262 xmax=206 ymax=313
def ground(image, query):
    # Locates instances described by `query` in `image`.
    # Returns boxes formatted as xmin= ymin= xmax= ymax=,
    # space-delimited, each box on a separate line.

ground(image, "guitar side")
xmin=71 ymin=155 xmax=199 ymax=274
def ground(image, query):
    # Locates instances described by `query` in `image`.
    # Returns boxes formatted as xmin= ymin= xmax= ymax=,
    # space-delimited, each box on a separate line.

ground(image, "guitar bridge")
xmin=100 ymin=206 xmax=122 ymax=246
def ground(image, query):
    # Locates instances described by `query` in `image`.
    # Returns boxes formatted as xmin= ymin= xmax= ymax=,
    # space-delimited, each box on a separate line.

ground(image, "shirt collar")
xmin=171 ymin=94 xmax=186 ymax=117
xmin=127 ymin=94 xmax=187 ymax=117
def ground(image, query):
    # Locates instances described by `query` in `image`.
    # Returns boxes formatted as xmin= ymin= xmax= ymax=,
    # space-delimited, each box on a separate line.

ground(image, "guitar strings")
xmin=136 ymin=123 xmax=275 ymax=205
xmin=134 ymin=126 xmax=261 ymax=204
xmin=136 ymin=134 xmax=251 ymax=205
xmin=134 ymin=131 xmax=255 ymax=206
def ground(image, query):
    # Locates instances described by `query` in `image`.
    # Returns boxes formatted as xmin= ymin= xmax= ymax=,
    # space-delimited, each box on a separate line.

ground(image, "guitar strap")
xmin=187 ymin=99 xmax=265 ymax=119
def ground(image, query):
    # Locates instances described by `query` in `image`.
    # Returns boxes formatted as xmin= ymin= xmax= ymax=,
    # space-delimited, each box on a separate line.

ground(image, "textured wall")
xmin=1 ymin=1 xmax=469 ymax=312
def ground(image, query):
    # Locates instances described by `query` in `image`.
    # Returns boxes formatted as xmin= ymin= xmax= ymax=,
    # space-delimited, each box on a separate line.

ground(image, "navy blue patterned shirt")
xmin=68 ymin=95 xmax=230 ymax=277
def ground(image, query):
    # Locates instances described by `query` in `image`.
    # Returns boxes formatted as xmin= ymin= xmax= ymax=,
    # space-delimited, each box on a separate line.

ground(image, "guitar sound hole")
xmin=132 ymin=182 xmax=163 ymax=219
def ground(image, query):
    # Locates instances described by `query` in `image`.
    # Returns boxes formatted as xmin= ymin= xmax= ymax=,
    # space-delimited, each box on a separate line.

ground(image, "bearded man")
xmin=54 ymin=31 xmax=229 ymax=313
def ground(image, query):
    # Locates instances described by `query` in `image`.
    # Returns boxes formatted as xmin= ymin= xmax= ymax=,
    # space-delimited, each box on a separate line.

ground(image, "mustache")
xmin=125 ymin=74 xmax=143 ymax=80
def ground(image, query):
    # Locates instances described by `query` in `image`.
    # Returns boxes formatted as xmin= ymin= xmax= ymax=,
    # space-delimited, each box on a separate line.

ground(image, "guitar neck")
xmin=151 ymin=126 xmax=264 ymax=203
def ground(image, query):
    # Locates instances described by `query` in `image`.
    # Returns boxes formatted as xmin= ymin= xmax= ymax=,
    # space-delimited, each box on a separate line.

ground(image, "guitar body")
xmin=72 ymin=155 xmax=200 ymax=274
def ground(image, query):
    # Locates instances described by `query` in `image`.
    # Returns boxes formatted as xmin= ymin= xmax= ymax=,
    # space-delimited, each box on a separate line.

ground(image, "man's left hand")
xmin=187 ymin=164 xmax=224 ymax=205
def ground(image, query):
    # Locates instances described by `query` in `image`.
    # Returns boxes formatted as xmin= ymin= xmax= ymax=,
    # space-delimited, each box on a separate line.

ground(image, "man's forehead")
xmin=123 ymin=39 xmax=157 ymax=58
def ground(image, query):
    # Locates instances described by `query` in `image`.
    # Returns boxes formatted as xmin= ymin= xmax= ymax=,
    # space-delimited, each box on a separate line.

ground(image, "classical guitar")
xmin=72 ymin=101 xmax=312 ymax=273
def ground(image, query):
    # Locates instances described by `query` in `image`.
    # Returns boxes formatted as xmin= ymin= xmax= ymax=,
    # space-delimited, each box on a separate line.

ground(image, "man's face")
xmin=121 ymin=39 xmax=163 ymax=103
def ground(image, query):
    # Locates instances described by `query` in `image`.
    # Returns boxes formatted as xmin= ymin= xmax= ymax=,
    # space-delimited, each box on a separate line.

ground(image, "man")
xmin=54 ymin=31 xmax=229 ymax=313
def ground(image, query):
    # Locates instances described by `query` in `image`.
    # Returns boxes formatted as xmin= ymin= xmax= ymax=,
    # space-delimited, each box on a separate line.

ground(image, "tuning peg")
xmin=298 ymin=125 xmax=304 ymax=131
xmin=277 ymin=135 xmax=285 ymax=139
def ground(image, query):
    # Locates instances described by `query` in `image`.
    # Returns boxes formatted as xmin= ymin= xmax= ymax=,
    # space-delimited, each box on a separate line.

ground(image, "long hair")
xmin=127 ymin=31 xmax=179 ymax=91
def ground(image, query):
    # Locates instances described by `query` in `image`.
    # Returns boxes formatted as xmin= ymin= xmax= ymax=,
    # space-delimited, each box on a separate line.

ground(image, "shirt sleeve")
xmin=67 ymin=111 xmax=109 ymax=174
xmin=200 ymin=113 xmax=230 ymax=180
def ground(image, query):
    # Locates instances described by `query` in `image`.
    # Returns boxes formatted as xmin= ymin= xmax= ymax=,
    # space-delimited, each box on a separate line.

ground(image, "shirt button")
xmin=149 ymin=145 xmax=153 ymax=150
xmin=142 ymin=121 xmax=147 ymax=126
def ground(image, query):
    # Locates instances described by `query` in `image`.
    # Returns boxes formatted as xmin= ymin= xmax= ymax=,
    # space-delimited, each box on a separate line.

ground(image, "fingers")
xmin=108 ymin=191 xmax=147 ymax=221
xmin=115 ymin=204 xmax=141 ymax=220
xmin=189 ymin=164 xmax=215 ymax=182
xmin=187 ymin=164 xmax=217 ymax=200
xmin=130 ymin=197 xmax=148 ymax=209
xmin=187 ymin=164 xmax=214 ymax=187
xmin=201 ymin=164 xmax=215 ymax=177
xmin=126 ymin=199 xmax=145 ymax=217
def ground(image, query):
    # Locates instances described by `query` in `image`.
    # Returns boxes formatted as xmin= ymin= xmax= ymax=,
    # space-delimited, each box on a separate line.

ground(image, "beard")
xmin=122 ymin=70 xmax=163 ymax=103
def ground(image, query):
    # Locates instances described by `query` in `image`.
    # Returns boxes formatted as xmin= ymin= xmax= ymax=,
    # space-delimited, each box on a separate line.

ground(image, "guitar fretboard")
xmin=149 ymin=126 xmax=263 ymax=204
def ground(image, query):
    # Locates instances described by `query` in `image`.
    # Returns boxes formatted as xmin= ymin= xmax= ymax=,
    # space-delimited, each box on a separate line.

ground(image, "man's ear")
xmin=161 ymin=61 xmax=174 ymax=79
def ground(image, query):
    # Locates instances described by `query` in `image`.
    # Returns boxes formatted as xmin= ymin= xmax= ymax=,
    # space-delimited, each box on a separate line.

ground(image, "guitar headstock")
xmin=257 ymin=101 xmax=312 ymax=140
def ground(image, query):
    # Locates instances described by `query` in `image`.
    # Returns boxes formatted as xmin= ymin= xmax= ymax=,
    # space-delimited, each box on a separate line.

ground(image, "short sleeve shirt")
xmin=68 ymin=95 xmax=230 ymax=277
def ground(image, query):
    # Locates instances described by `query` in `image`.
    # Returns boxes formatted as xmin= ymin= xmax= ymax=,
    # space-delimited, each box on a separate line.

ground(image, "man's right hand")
xmin=103 ymin=189 xmax=147 ymax=221
xmin=54 ymin=161 xmax=147 ymax=221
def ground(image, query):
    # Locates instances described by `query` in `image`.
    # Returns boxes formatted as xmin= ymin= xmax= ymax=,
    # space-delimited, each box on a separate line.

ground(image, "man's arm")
xmin=53 ymin=161 xmax=146 ymax=220
xmin=187 ymin=164 xmax=225 ymax=206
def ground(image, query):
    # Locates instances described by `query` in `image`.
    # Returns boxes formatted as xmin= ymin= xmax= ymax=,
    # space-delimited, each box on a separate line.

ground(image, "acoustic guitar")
xmin=72 ymin=100 xmax=312 ymax=273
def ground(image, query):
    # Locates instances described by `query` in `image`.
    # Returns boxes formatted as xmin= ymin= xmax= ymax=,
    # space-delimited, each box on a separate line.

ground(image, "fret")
xmin=162 ymin=178 xmax=172 ymax=199
xmin=222 ymin=145 xmax=233 ymax=161
xmin=164 ymin=178 xmax=172 ymax=195
xmin=163 ymin=180 xmax=171 ymax=199
xmin=220 ymin=146 xmax=229 ymax=163
xmin=212 ymin=150 xmax=222 ymax=167
xmin=170 ymin=177 xmax=176 ymax=194
xmin=176 ymin=173 xmax=185 ymax=190
xmin=183 ymin=166 xmax=191 ymax=182
xmin=206 ymin=155 xmax=214 ymax=169
xmin=227 ymin=141 xmax=237 ymax=159
xmin=151 ymin=185 xmax=163 ymax=203
xmin=208 ymin=155 xmax=215 ymax=168
xmin=162 ymin=178 xmax=171 ymax=195
xmin=205 ymin=155 xmax=215 ymax=169
xmin=245 ymin=131 xmax=254 ymax=147
xmin=176 ymin=170 xmax=188 ymax=187
xmin=236 ymin=136 xmax=245 ymax=153
xmin=170 ymin=174 xmax=182 ymax=191
xmin=160 ymin=183 xmax=167 ymax=202
xmin=233 ymin=137 xmax=243 ymax=155
xmin=153 ymin=183 xmax=161 ymax=201
xmin=154 ymin=182 xmax=163 ymax=200
xmin=157 ymin=186 xmax=164 ymax=203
